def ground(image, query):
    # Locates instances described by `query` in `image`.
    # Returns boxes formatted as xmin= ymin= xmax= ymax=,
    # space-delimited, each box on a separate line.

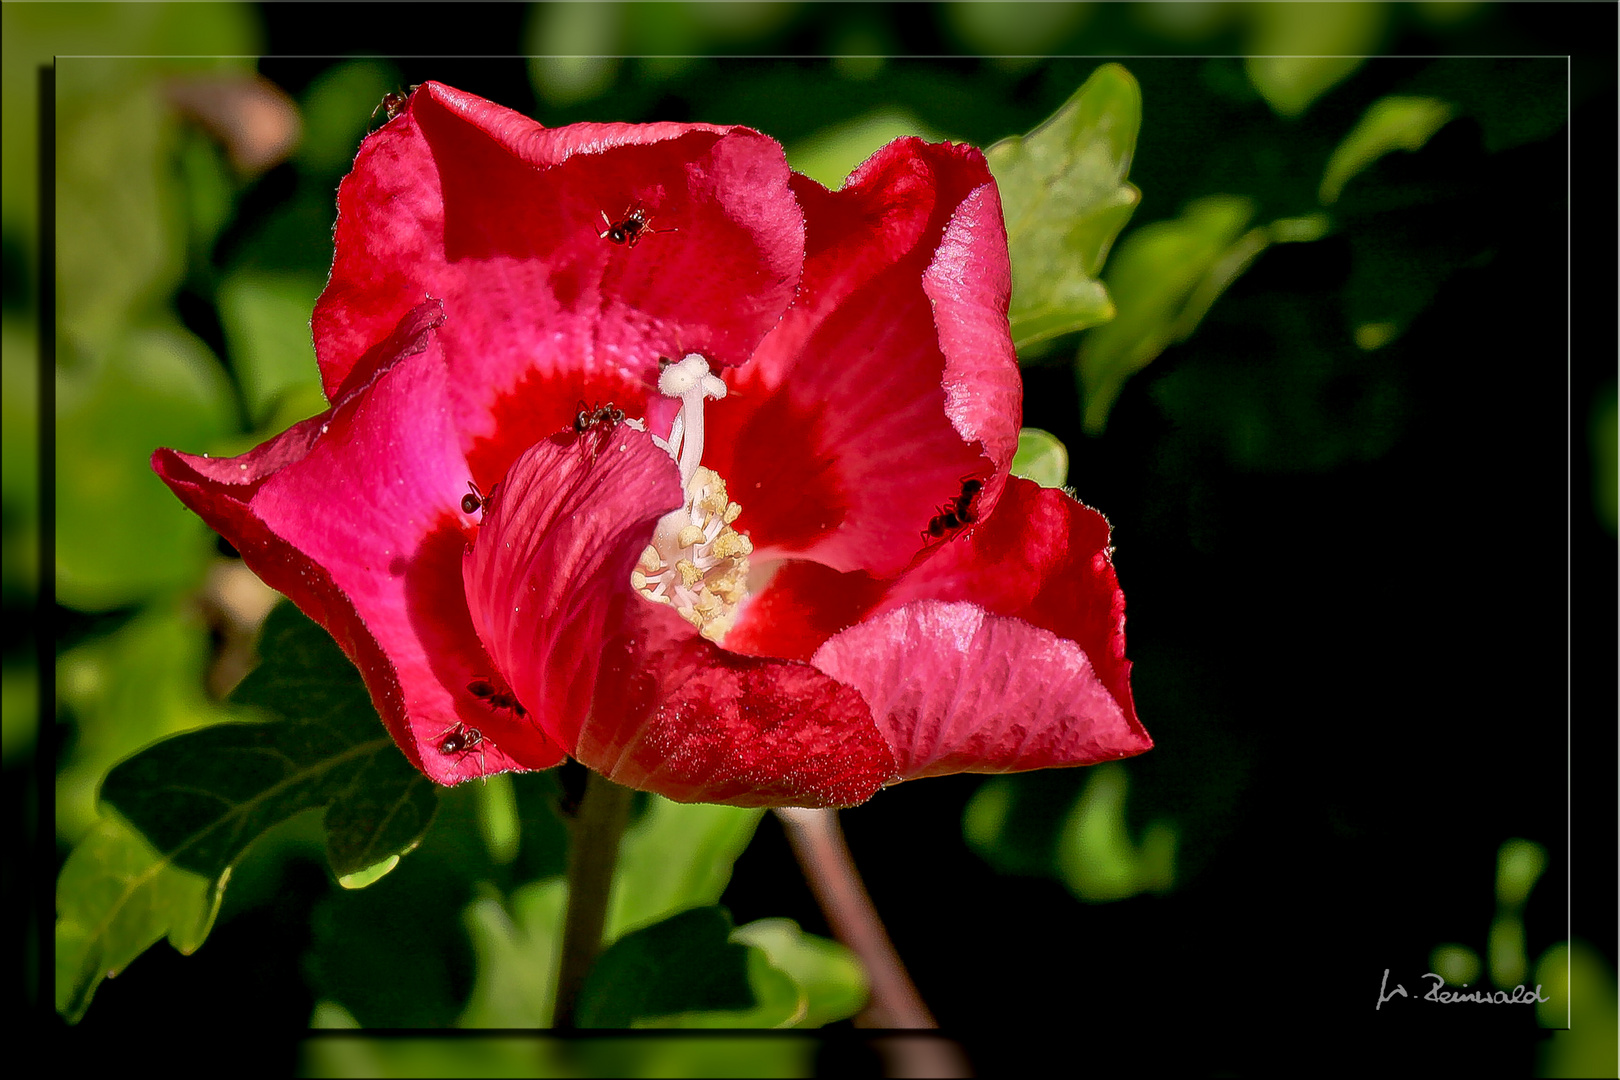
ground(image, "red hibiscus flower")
xmin=153 ymin=82 xmax=1150 ymax=808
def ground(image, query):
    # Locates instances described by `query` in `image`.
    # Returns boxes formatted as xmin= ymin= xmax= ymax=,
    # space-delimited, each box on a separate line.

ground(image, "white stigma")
xmin=634 ymin=353 xmax=750 ymax=642
xmin=657 ymin=352 xmax=728 ymax=490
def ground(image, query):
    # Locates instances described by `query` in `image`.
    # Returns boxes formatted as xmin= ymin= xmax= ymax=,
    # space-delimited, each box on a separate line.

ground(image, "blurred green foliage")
xmin=15 ymin=3 xmax=1603 ymax=1076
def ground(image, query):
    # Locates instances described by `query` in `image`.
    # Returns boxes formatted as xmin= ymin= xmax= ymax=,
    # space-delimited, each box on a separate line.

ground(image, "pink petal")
xmin=702 ymin=139 xmax=1019 ymax=578
xmin=154 ymin=304 xmax=566 ymax=783
xmin=312 ymin=82 xmax=804 ymax=492
xmin=888 ymin=478 xmax=1139 ymax=722
xmin=463 ymin=425 xmax=895 ymax=807
xmin=736 ymin=477 xmax=1147 ymax=777
xmin=461 ymin=424 xmax=684 ymax=751
xmin=812 ymin=600 xmax=1148 ymax=780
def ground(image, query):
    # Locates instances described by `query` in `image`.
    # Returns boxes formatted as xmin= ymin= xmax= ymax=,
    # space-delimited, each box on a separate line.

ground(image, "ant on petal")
xmin=436 ymin=720 xmax=488 ymax=781
xmin=468 ymin=677 xmax=526 ymax=718
xmin=574 ymin=400 xmax=626 ymax=435
xmin=371 ymin=84 xmax=420 ymax=123
xmin=598 ymin=201 xmax=674 ymax=248
xmin=462 ymin=480 xmax=499 ymax=516
xmin=922 ymin=476 xmax=985 ymax=543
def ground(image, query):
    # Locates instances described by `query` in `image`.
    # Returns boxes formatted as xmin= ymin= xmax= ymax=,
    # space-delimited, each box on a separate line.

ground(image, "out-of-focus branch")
xmin=776 ymin=807 xmax=973 ymax=1076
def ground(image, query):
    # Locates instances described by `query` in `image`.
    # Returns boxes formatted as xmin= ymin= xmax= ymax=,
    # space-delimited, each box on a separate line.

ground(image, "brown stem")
xmin=551 ymin=769 xmax=634 ymax=1029
xmin=774 ymin=806 xmax=937 ymax=1029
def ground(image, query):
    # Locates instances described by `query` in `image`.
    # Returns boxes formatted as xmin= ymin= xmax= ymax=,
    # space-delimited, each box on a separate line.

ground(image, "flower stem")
xmin=551 ymin=767 xmax=634 ymax=1029
xmin=774 ymin=807 xmax=936 ymax=1028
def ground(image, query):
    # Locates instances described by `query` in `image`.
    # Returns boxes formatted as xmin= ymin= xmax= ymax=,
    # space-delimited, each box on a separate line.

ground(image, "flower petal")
xmin=154 ymin=303 xmax=566 ymax=783
xmin=582 ymin=599 xmax=897 ymax=808
xmin=463 ymin=425 xmax=896 ymax=807
xmin=461 ymin=424 xmax=683 ymax=750
xmin=313 ymin=82 xmax=805 ymax=492
xmin=735 ymin=476 xmax=1147 ymax=777
xmin=811 ymin=599 xmax=1148 ymax=781
xmin=702 ymin=139 xmax=1019 ymax=577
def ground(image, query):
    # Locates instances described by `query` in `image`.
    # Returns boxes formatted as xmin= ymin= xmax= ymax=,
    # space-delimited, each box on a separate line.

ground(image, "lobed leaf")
xmin=100 ymin=603 xmax=437 ymax=883
xmin=986 ymin=63 xmax=1142 ymax=349
xmin=58 ymin=603 xmax=437 ymax=1021
xmin=55 ymin=816 xmax=223 ymax=1023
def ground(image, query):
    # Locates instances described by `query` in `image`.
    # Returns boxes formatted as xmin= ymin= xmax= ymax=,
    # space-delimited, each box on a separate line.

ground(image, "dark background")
xmin=18 ymin=3 xmax=1615 ymax=1076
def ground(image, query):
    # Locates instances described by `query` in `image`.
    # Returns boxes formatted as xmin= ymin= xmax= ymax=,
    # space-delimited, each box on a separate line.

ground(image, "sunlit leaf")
xmin=608 ymin=798 xmax=764 ymax=938
xmin=787 ymin=108 xmax=950 ymax=190
xmin=733 ymin=917 xmax=869 ymax=1028
xmin=55 ymin=815 xmax=223 ymax=1023
xmin=1320 ymin=96 xmax=1456 ymax=204
xmin=458 ymin=880 xmax=567 ymax=1027
xmin=986 ymin=63 xmax=1142 ymax=348
xmin=216 ymin=269 xmax=324 ymax=426
xmin=1056 ymin=763 xmax=1177 ymax=902
xmin=1244 ymin=2 xmax=1387 ymax=118
xmin=1011 ymin=427 xmax=1070 ymax=489
xmin=55 ymin=76 xmax=183 ymax=357
xmin=526 ymin=2 xmax=623 ymax=106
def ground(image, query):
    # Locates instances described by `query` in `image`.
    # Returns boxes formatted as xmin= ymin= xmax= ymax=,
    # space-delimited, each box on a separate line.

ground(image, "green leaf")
xmin=732 ymin=918 xmax=869 ymax=1028
xmin=577 ymin=906 xmax=799 ymax=1029
xmin=216 ymin=270 xmax=324 ymax=427
xmin=1055 ymin=764 xmax=1177 ymax=902
xmin=458 ymin=880 xmax=568 ymax=1027
xmin=987 ymin=63 xmax=1143 ymax=349
xmin=1320 ymin=96 xmax=1456 ymax=204
xmin=1011 ymin=428 xmax=1070 ymax=489
xmin=786 ymin=108 xmax=951 ymax=190
xmin=61 ymin=603 xmax=437 ymax=1021
xmin=1243 ymin=2 xmax=1387 ymax=119
xmin=98 ymin=703 xmax=435 ymax=883
xmin=56 ymin=601 xmax=241 ymax=844
xmin=100 ymin=601 xmax=436 ymax=882
xmin=965 ymin=768 xmax=1177 ymax=903
xmin=55 ymin=815 xmax=223 ymax=1023
xmin=295 ymin=59 xmax=401 ymax=177
xmin=54 ymin=322 xmax=236 ymax=610
xmin=55 ymin=76 xmax=184 ymax=358
xmin=1075 ymin=194 xmax=1258 ymax=434
xmin=607 ymin=797 xmax=764 ymax=938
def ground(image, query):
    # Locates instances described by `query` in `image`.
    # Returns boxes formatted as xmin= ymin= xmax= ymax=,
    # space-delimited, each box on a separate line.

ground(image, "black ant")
xmin=598 ymin=202 xmax=674 ymax=248
xmin=923 ymin=477 xmax=985 ymax=542
xmin=371 ymin=84 xmax=420 ymax=123
xmin=573 ymin=400 xmax=626 ymax=435
xmin=461 ymin=480 xmax=499 ymax=516
xmin=468 ymin=678 xmax=526 ymax=718
xmin=436 ymin=720 xmax=488 ymax=780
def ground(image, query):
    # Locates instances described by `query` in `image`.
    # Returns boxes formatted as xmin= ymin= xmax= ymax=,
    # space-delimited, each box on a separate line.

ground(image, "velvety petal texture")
xmin=155 ymin=82 xmax=1150 ymax=804
xmin=154 ymin=302 xmax=566 ymax=783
